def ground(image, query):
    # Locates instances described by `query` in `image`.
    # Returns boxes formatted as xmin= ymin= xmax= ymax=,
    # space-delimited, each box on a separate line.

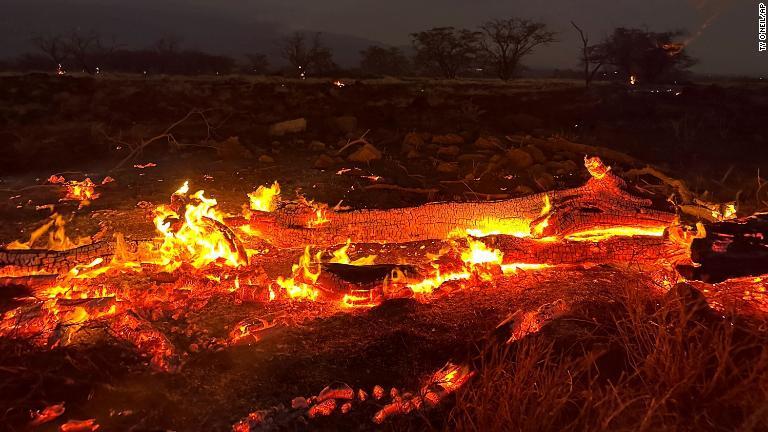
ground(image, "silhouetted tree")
xmin=411 ymin=27 xmax=480 ymax=79
xmin=280 ymin=32 xmax=335 ymax=77
xmin=64 ymin=29 xmax=119 ymax=74
xmin=359 ymin=45 xmax=409 ymax=76
xmin=570 ymin=21 xmax=603 ymax=88
xmin=31 ymin=34 xmax=69 ymax=69
xmin=478 ymin=18 xmax=556 ymax=80
xmin=244 ymin=53 xmax=270 ymax=74
xmin=590 ymin=28 xmax=696 ymax=84
xmin=153 ymin=35 xmax=182 ymax=74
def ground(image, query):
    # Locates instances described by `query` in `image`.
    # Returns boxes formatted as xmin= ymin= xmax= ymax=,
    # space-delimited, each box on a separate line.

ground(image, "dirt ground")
xmin=1 ymin=74 xmax=767 ymax=431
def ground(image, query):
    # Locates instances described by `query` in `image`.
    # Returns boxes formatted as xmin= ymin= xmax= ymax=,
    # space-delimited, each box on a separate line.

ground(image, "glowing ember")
xmin=29 ymin=402 xmax=65 ymax=426
xmin=461 ymin=239 xmax=503 ymax=265
xmin=584 ymin=156 xmax=611 ymax=180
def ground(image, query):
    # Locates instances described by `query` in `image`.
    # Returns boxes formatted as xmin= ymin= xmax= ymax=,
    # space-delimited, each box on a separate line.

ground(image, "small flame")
xmin=584 ymin=156 xmax=611 ymax=180
xmin=275 ymin=246 xmax=321 ymax=300
xmin=153 ymin=183 xmax=247 ymax=270
xmin=330 ymin=239 xmax=376 ymax=266
xmin=248 ymin=182 xmax=281 ymax=212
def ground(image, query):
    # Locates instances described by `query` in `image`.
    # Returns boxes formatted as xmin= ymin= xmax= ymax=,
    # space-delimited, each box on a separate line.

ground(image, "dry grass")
xmin=446 ymin=287 xmax=768 ymax=432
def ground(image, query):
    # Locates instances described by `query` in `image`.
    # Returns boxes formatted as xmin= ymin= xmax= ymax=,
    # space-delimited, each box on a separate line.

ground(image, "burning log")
xmin=247 ymin=157 xmax=676 ymax=249
xmin=0 ymin=238 xmax=144 ymax=276
xmin=0 ymin=242 xmax=118 ymax=275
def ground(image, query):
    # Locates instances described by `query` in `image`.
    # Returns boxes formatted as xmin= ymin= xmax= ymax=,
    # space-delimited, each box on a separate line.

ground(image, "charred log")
xmin=248 ymin=169 xmax=676 ymax=249
xmin=681 ymin=213 xmax=768 ymax=283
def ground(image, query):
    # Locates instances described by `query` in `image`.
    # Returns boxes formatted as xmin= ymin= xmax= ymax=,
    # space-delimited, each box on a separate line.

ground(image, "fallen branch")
xmin=109 ymin=109 xmax=216 ymax=171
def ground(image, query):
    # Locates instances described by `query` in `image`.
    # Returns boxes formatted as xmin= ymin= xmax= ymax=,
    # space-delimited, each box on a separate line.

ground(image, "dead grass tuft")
xmin=446 ymin=287 xmax=768 ymax=431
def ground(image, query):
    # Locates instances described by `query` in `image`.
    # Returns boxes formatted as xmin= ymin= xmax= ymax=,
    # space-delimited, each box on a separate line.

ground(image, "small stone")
xmin=258 ymin=154 xmax=275 ymax=164
xmin=436 ymin=162 xmax=459 ymax=175
xmin=314 ymin=154 xmax=336 ymax=169
xmin=437 ymin=145 xmax=461 ymax=158
xmin=528 ymin=164 xmax=547 ymax=176
xmin=291 ymin=397 xmax=309 ymax=409
xmin=523 ymin=145 xmax=546 ymax=164
xmin=406 ymin=149 xmax=421 ymax=159
xmin=514 ymin=185 xmax=535 ymax=195
xmin=402 ymin=132 xmax=425 ymax=153
xmin=347 ymin=143 xmax=382 ymax=163
xmin=340 ymin=402 xmax=352 ymax=414
xmin=268 ymin=118 xmax=306 ymax=136
xmin=309 ymin=140 xmax=326 ymax=151
xmin=373 ymin=385 xmax=385 ymax=400
xmin=474 ymin=136 xmax=502 ymax=150
xmin=507 ymin=148 xmax=534 ymax=169
xmin=533 ymin=172 xmax=555 ymax=190
xmin=432 ymin=133 xmax=464 ymax=145
xmin=216 ymin=136 xmax=252 ymax=160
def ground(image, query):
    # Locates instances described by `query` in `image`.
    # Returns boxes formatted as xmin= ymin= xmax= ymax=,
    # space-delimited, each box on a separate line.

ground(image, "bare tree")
xmin=153 ymin=35 xmax=182 ymax=55
xmin=359 ymin=45 xmax=410 ymax=76
xmin=280 ymin=32 xmax=335 ymax=77
xmin=590 ymin=28 xmax=697 ymax=84
xmin=478 ymin=19 xmax=556 ymax=80
xmin=153 ymin=35 xmax=182 ymax=74
xmin=65 ymin=29 xmax=119 ymax=74
xmin=244 ymin=53 xmax=270 ymax=74
xmin=31 ymin=34 xmax=69 ymax=69
xmin=570 ymin=21 xmax=603 ymax=88
xmin=411 ymin=27 xmax=480 ymax=79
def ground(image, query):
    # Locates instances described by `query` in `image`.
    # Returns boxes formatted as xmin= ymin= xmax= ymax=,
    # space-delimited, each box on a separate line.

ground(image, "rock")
xmin=291 ymin=397 xmax=309 ymax=409
xmin=258 ymin=154 xmax=275 ymax=164
xmin=561 ymin=159 xmax=579 ymax=172
xmin=474 ymin=136 xmax=502 ymax=150
xmin=514 ymin=185 xmax=535 ymax=195
xmin=402 ymin=132 xmax=425 ymax=153
xmin=528 ymin=164 xmax=547 ymax=176
xmin=523 ymin=145 xmax=546 ymax=164
xmin=545 ymin=160 xmax=579 ymax=176
xmin=347 ymin=143 xmax=382 ymax=163
xmin=432 ymin=133 xmax=464 ymax=146
xmin=333 ymin=116 xmax=358 ymax=133
xmin=268 ymin=118 xmax=306 ymax=136
xmin=437 ymin=145 xmax=461 ymax=158
xmin=314 ymin=154 xmax=336 ymax=169
xmin=506 ymin=148 xmax=534 ymax=169
xmin=533 ymin=172 xmax=555 ymax=190
xmin=309 ymin=140 xmax=326 ymax=151
xmin=216 ymin=136 xmax=252 ymax=160
xmin=436 ymin=162 xmax=459 ymax=175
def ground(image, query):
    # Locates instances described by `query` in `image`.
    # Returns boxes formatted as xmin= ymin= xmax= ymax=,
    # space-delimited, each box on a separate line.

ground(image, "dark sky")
xmin=1 ymin=0 xmax=765 ymax=75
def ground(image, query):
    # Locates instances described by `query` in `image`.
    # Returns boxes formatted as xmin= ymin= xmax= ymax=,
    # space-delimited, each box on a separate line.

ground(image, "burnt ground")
xmin=1 ymin=74 xmax=768 ymax=431
xmin=0 ymin=265 xmax=663 ymax=431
